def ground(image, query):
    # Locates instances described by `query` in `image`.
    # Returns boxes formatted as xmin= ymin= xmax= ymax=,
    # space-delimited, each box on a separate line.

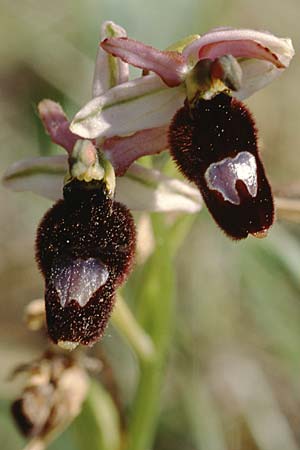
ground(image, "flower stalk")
xmin=124 ymin=216 xmax=176 ymax=450
xmin=111 ymin=295 xmax=156 ymax=363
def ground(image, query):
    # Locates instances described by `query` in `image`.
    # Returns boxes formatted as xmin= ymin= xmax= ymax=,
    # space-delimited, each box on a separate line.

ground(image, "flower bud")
xmin=11 ymin=352 xmax=89 ymax=440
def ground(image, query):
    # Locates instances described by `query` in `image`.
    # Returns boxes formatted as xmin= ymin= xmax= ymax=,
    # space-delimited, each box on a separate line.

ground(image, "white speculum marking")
xmin=53 ymin=258 xmax=109 ymax=308
xmin=204 ymin=151 xmax=258 ymax=205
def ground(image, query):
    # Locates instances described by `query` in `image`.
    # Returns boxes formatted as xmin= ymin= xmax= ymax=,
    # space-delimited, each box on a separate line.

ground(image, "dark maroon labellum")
xmin=36 ymin=180 xmax=136 ymax=346
xmin=169 ymin=92 xmax=274 ymax=240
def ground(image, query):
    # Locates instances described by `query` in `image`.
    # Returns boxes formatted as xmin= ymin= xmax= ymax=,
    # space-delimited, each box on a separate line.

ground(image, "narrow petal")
xmin=116 ymin=164 xmax=202 ymax=213
xmin=93 ymin=21 xmax=129 ymax=97
xmin=38 ymin=100 xmax=80 ymax=153
xmin=101 ymin=37 xmax=187 ymax=87
xmin=104 ymin=126 xmax=169 ymax=175
xmin=70 ymin=74 xmax=185 ymax=139
xmin=3 ymin=156 xmax=202 ymax=213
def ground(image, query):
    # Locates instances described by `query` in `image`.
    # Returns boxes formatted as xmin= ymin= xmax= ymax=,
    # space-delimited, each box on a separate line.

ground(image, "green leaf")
xmin=111 ymin=295 xmax=155 ymax=363
xmin=71 ymin=381 xmax=121 ymax=450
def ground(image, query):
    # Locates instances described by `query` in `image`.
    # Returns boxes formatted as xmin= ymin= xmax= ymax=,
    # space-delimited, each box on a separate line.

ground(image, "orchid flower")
xmin=2 ymin=21 xmax=294 ymax=348
xmin=3 ymin=21 xmax=201 ymax=216
xmin=71 ymin=25 xmax=294 ymax=239
xmin=3 ymin=21 xmax=201 ymax=349
xmin=71 ymin=27 xmax=294 ymax=139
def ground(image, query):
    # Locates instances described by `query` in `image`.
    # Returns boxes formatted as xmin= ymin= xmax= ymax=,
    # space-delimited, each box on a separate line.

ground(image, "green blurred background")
xmin=1 ymin=0 xmax=300 ymax=449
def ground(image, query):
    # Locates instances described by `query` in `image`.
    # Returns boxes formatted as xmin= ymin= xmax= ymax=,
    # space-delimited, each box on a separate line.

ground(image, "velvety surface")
xmin=169 ymin=93 xmax=274 ymax=239
xmin=36 ymin=181 xmax=136 ymax=345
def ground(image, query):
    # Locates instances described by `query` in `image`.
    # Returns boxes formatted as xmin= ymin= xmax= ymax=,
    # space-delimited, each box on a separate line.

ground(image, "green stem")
xmin=124 ymin=216 xmax=176 ymax=450
xmin=71 ymin=380 xmax=121 ymax=450
xmin=125 ymin=358 xmax=168 ymax=450
xmin=111 ymin=295 xmax=156 ymax=363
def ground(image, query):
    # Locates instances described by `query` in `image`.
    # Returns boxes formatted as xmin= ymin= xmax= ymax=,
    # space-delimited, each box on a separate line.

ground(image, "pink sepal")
xmin=104 ymin=126 xmax=169 ymax=176
xmin=38 ymin=100 xmax=81 ymax=154
xmin=101 ymin=37 xmax=187 ymax=87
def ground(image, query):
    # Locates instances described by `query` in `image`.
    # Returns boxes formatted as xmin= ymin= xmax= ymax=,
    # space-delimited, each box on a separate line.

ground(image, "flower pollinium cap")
xmin=66 ymin=139 xmax=116 ymax=197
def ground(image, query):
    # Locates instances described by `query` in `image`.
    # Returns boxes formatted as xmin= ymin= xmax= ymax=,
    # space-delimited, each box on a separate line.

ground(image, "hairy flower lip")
xmin=169 ymin=92 xmax=274 ymax=239
xmin=37 ymin=183 xmax=137 ymax=346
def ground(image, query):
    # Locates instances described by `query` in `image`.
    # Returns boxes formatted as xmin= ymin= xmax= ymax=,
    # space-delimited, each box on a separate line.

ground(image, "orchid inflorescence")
xmin=3 ymin=21 xmax=294 ymax=348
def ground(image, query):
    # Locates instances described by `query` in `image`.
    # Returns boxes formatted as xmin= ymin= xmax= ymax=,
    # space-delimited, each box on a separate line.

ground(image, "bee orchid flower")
xmin=3 ymin=21 xmax=202 ymax=215
xmin=71 ymin=27 xmax=294 ymax=138
xmin=71 ymin=26 xmax=294 ymax=239
xmin=3 ymin=21 xmax=202 ymax=349
xmin=2 ymin=22 xmax=294 ymax=348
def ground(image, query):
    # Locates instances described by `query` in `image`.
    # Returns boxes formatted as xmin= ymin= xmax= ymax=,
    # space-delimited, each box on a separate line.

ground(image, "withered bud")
xmin=11 ymin=352 xmax=89 ymax=440
xmin=169 ymin=92 xmax=274 ymax=239
xmin=12 ymin=385 xmax=54 ymax=438
xmin=36 ymin=180 xmax=136 ymax=347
